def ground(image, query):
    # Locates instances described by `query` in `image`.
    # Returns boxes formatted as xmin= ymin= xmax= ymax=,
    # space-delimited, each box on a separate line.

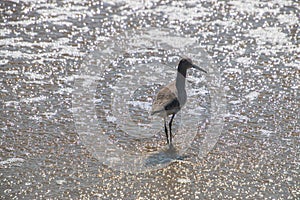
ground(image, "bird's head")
xmin=178 ymin=58 xmax=207 ymax=73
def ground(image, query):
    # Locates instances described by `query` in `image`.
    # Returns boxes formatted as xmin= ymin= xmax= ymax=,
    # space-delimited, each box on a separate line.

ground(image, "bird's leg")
xmin=169 ymin=114 xmax=175 ymax=144
xmin=164 ymin=117 xmax=169 ymax=144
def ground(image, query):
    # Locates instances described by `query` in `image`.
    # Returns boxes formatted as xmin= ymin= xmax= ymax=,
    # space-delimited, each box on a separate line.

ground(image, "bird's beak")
xmin=192 ymin=64 xmax=207 ymax=73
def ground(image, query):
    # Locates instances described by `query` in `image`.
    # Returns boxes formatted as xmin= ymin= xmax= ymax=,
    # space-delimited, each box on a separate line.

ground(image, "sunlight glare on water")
xmin=1 ymin=0 xmax=298 ymax=198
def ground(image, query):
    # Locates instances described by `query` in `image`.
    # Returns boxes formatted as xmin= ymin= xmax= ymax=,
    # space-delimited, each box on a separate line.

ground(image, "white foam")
xmin=29 ymin=115 xmax=42 ymax=121
xmin=155 ymin=2 xmax=209 ymax=24
xmin=177 ymin=178 xmax=191 ymax=183
xmin=3 ymin=70 xmax=19 ymax=75
xmin=106 ymin=116 xmax=117 ymax=123
xmin=127 ymin=100 xmax=152 ymax=110
xmin=223 ymin=114 xmax=249 ymax=122
xmin=24 ymin=72 xmax=46 ymax=80
xmin=20 ymin=95 xmax=47 ymax=103
xmin=56 ymin=179 xmax=67 ymax=185
xmin=54 ymin=87 xmax=74 ymax=94
xmin=42 ymin=112 xmax=57 ymax=119
xmin=228 ymin=100 xmax=242 ymax=105
xmin=245 ymin=91 xmax=259 ymax=101
xmin=0 ymin=158 xmax=25 ymax=166
xmin=278 ymin=13 xmax=299 ymax=26
xmin=286 ymin=60 xmax=300 ymax=70
xmin=229 ymin=1 xmax=281 ymax=16
xmin=223 ymin=68 xmax=242 ymax=74
xmin=260 ymin=129 xmax=273 ymax=137
xmin=5 ymin=101 xmax=19 ymax=106
xmin=236 ymin=57 xmax=255 ymax=67
xmin=0 ymin=59 xmax=9 ymax=65
xmin=247 ymin=27 xmax=290 ymax=46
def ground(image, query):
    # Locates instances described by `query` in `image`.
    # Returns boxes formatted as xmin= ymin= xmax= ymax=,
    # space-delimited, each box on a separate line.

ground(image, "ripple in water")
xmin=72 ymin=28 xmax=226 ymax=172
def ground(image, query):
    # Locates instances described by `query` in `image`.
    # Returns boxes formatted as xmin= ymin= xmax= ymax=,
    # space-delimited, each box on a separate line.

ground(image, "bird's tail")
xmin=150 ymin=110 xmax=158 ymax=115
xmin=150 ymin=109 xmax=164 ymax=116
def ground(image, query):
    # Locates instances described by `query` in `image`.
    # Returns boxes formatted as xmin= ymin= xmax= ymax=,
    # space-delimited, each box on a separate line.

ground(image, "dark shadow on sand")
xmin=144 ymin=144 xmax=188 ymax=167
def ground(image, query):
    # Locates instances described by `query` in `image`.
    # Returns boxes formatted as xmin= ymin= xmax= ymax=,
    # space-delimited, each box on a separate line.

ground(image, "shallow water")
xmin=1 ymin=0 xmax=299 ymax=199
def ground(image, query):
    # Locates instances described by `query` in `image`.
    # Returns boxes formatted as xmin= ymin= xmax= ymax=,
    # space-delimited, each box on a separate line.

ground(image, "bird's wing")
xmin=151 ymin=82 xmax=178 ymax=114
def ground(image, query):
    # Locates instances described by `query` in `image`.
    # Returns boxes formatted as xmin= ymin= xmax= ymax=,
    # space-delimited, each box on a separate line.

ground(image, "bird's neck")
xmin=176 ymin=70 xmax=187 ymax=91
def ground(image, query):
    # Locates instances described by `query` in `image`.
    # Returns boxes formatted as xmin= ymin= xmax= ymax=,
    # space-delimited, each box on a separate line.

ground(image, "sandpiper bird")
xmin=151 ymin=58 xmax=207 ymax=145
